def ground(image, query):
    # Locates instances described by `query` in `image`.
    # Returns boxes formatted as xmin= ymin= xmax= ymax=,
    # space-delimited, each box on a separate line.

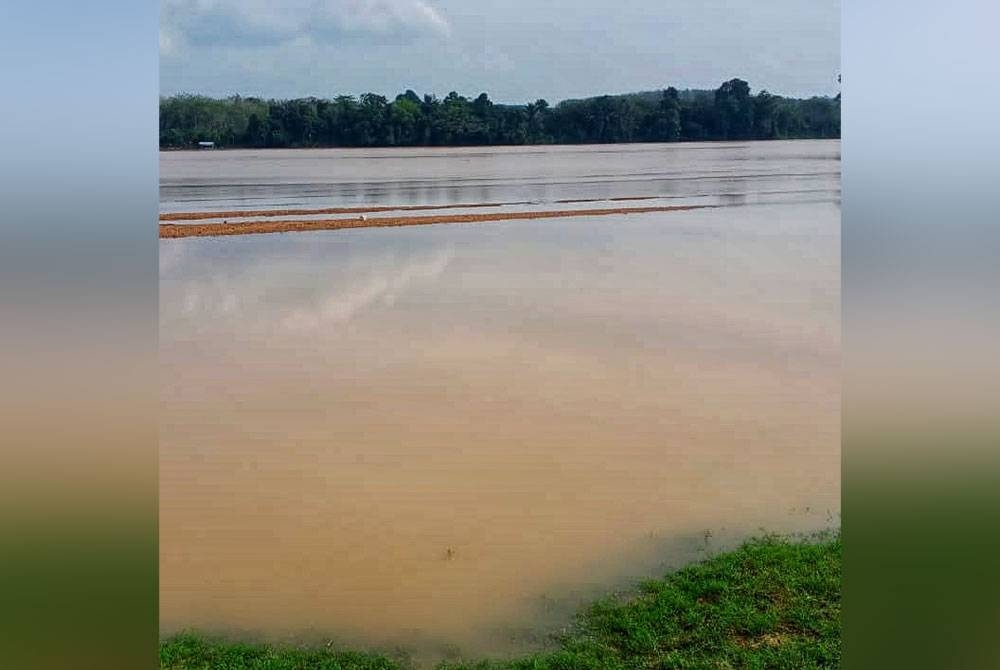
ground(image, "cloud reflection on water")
xmin=162 ymin=239 xmax=455 ymax=334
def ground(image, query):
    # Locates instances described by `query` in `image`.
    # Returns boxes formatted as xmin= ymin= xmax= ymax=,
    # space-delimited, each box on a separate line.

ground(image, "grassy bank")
xmin=160 ymin=533 xmax=840 ymax=670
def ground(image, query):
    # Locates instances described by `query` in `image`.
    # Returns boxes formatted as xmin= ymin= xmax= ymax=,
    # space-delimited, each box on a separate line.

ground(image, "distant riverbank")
xmin=160 ymin=533 xmax=841 ymax=670
xmin=161 ymin=79 xmax=839 ymax=150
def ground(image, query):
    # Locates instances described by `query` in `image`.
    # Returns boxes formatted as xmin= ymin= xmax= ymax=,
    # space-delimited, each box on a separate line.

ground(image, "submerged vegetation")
xmin=160 ymin=533 xmax=841 ymax=669
xmin=160 ymin=79 xmax=839 ymax=149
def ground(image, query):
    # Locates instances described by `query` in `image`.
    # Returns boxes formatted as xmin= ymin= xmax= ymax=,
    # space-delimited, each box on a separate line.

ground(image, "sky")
xmin=160 ymin=0 xmax=840 ymax=103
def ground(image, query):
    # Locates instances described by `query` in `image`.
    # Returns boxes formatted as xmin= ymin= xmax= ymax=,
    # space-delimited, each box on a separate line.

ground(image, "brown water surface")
xmin=159 ymin=140 xmax=840 ymax=662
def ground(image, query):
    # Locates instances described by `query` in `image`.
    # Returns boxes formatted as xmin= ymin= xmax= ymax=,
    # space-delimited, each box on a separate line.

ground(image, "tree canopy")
xmin=160 ymin=79 xmax=840 ymax=149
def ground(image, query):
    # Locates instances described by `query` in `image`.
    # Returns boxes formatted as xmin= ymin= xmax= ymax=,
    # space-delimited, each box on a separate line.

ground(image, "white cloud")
xmin=161 ymin=0 xmax=451 ymax=54
xmin=160 ymin=27 xmax=175 ymax=55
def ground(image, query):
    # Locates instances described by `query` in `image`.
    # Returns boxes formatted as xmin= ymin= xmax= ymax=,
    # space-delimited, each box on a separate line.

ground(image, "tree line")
xmin=160 ymin=78 xmax=839 ymax=149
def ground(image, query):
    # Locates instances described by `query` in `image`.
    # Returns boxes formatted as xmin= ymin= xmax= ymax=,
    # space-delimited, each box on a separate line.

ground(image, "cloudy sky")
xmin=161 ymin=0 xmax=840 ymax=103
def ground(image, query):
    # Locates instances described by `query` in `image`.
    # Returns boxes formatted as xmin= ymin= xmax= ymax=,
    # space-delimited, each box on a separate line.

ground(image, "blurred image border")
xmin=2 ymin=1 xmax=998 ymax=668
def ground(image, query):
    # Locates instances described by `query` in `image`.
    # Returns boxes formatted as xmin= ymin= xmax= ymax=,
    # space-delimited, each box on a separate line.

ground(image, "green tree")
xmin=714 ymin=78 xmax=754 ymax=140
xmin=159 ymin=81 xmax=839 ymax=149
xmin=658 ymin=87 xmax=682 ymax=140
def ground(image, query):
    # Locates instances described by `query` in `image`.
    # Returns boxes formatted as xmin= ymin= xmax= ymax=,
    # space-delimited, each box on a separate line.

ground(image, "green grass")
xmin=161 ymin=533 xmax=840 ymax=670
xmin=159 ymin=635 xmax=405 ymax=670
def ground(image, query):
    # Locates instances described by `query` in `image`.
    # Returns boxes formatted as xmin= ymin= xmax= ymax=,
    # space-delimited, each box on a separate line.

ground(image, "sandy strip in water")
xmin=161 ymin=201 xmax=526 ymax=221
xmin=159 ymin=196 xmax=660 ymax=222
xmin=160 ymin=204 xmax=711 ymax=239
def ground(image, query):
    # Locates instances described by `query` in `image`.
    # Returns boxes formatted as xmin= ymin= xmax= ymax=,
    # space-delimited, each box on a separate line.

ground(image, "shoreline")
xmin=159 ymin=137 xmax=840 ymax=153
xmin=159 ymin=204 xmax=712 ymax=239
xmin=160 ymin=532 xmax=840 ymax=669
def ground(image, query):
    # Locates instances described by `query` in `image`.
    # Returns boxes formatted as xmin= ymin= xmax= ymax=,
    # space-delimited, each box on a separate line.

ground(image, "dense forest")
xmin=160 ymin=78 xmax=839 ymax=149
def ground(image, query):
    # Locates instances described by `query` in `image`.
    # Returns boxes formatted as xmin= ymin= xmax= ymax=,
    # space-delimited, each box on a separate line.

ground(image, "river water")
xmin=159 ymin=140 xmax=840 ymax=662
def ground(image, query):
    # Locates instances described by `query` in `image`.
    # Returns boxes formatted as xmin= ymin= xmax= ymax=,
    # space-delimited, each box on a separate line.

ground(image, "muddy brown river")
xmin=159 ymin=140 xmax=840 ymax=663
